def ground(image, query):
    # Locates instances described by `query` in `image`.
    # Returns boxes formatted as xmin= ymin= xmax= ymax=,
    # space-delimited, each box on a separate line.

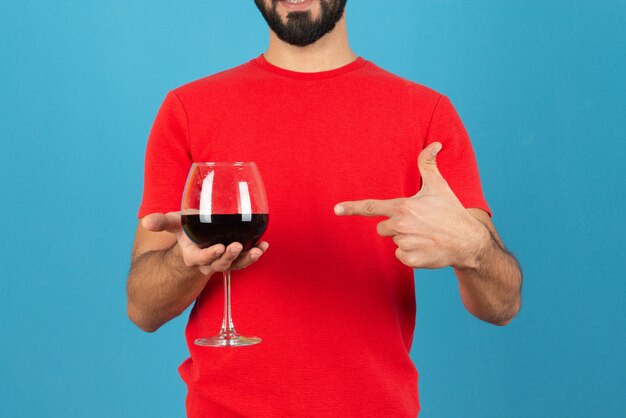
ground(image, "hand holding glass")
xmin=181 ymin=162 xmax=269 ymax=347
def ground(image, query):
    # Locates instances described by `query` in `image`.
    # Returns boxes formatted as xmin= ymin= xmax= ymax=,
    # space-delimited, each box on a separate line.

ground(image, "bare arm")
xmin=453 ymin=208 xmax=522 ymax=325
xmin=127 ymin=212 xmax=269 ymax=332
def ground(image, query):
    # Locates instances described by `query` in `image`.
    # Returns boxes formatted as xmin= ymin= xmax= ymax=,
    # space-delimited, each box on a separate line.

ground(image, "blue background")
xmin=1 ymin=1 xmax=624 ymax=417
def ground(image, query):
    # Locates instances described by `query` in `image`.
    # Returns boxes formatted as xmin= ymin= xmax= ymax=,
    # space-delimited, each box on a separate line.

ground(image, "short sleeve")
xmin=424 ymin=95 xmax=491 ymax=217
xmin=137 ymin=91 xmax=193 ymax=218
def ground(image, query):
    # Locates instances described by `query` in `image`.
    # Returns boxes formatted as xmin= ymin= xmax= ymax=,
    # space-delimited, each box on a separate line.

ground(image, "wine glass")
xmin=181 ymin=162 xmax=269 ymax=347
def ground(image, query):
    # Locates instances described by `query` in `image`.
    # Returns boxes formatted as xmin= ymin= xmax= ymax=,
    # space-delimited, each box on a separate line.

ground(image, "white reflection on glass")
xmin=199 ymin=171 xmax=214 ymax=223
xmin=238 ymin=181 xmax=252 ymax=222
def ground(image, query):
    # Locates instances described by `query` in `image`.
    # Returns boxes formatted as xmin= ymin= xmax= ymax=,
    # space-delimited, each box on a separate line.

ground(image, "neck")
xmin=263 ymin=15 xmax=357 ymax=73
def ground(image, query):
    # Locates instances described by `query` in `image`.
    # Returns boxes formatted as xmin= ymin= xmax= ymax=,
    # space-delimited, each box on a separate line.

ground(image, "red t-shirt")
xmin=139 ymin=55 xmax=490 ymax=417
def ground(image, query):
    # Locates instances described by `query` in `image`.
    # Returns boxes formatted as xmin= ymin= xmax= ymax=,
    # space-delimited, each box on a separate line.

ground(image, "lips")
xmin=279 ymin=0 xmax=314 ymax=11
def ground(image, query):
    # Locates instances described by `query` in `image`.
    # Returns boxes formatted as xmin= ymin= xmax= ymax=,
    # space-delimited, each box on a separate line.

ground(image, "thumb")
xmin=418 ymin=142 xmax=444 ymax=189
xmin=141 ymin=212 xmax=182 ymax=233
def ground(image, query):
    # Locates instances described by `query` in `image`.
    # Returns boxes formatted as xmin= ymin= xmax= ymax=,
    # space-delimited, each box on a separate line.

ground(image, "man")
xmin=127 ymin=1 xmax=522 ymax=416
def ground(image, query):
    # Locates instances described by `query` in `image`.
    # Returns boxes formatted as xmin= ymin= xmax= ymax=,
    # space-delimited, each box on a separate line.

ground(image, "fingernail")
xmin=334 ymin=204 xmax=345 ymax=215
xmin=215 ymin=247 xmax=225 ymax=256
xmin=432 ymin=142 xmax=442 ymax=155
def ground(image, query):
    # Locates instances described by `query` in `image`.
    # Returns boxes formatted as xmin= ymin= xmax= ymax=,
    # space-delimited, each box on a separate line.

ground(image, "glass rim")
xmin=191 ymin=161 xmax=258 ymax=167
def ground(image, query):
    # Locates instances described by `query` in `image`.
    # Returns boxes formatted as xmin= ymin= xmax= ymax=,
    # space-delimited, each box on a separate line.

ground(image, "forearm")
xmin=454 ymin=228 xmax=522 ymax=325
xmin=127 ymin=244 xmax=210 ymax=332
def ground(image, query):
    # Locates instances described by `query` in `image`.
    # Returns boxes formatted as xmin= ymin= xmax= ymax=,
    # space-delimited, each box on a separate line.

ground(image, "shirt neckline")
xmin=253 ymin=54 xmax=367 ymax=81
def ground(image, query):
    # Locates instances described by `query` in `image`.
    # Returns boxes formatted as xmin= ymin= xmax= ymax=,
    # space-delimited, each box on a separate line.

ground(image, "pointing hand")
xmin=334 ymin=142 xmax=488 ymax=269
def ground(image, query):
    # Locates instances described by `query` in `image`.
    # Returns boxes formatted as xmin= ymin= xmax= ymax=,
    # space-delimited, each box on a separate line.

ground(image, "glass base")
xmin=194 ymin=332 xmax=262 ymax=347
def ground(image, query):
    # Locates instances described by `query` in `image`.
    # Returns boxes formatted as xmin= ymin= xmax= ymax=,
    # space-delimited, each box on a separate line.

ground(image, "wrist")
xmin=453 ymin=219 xmax=492 ymax=271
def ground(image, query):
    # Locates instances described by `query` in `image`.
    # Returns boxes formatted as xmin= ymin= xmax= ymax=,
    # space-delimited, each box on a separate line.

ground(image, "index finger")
xmin=334 ymin=198 xmax=403 ymax=218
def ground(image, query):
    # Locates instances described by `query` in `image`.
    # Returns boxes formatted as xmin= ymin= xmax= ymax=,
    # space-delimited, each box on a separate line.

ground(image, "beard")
xmin=254 ymin=0 xmax=348 ymax=47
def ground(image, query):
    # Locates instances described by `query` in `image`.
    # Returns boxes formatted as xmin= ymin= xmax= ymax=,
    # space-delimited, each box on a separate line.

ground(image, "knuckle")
xmin=395 ymin=235 xmax=410 ymax=248
xmin=405 ymin=257 xmax=419 ymax=267
xmin=248 ymin=251 xmax=262 ymax=262
xmin=420 ymin=152 xmax=438 ymax=166
xmin=408 ymin=256 xmax=421 ymax=267
xmin=394 ymin=219 xmax=410 ymax=234
xmin=224 ymin=249 xmax=241 ymax=261
xmin=222 ymin=253 xmax=236 ymax=263
xmin=195 ymin=250 xmax=218 ymax=266
xmin=363 ymin=200 xmax=376 ymax=216
xmin=229 ymin=245 xmax=244 ymax=257
xmin=397 ymin=202 xmax=412 ymax=214
xmin=395 ymin=248 xmax=419 ymax=267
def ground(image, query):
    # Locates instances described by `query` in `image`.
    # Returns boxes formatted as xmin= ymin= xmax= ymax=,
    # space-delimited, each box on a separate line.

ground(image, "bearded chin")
xmin=254 ymin=0 xmax=348 ymax=47
xmin=280 ymin=11 xmax=328 ymax=47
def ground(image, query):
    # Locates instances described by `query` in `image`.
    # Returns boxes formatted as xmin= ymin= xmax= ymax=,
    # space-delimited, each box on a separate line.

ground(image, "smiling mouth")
xmin=278 ymin=0 xmax=314 ymax=11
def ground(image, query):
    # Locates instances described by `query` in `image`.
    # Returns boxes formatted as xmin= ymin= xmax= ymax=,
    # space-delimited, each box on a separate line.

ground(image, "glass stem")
xmin=221 ymin=270 xmax=237 ymax=335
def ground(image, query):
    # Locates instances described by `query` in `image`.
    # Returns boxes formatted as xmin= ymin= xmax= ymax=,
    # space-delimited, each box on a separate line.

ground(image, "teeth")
xmin=285 ymin=0 xmax=306 ymax=3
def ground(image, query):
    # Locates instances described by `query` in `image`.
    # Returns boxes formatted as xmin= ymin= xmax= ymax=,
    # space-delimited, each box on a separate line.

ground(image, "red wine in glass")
xmin=181 ymin=162 xmax=269 ymax=347
xmin=181 ymin=213 xmax=269 ymax=252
